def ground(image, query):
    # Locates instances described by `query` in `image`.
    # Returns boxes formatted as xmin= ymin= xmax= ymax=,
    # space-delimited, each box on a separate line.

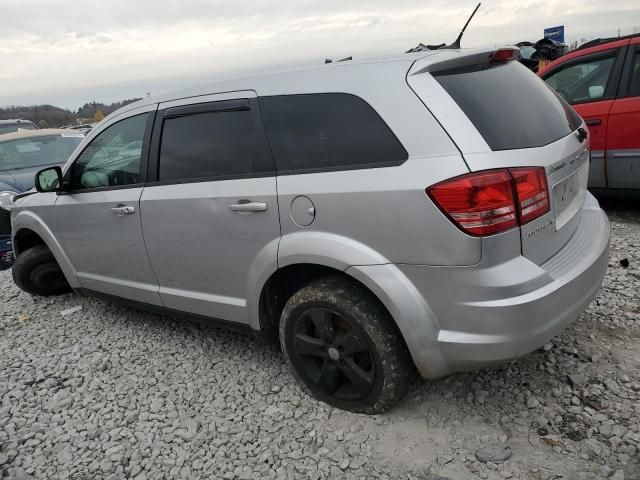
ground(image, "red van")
xmin=539 ymin=34 xmax=640 ymax=192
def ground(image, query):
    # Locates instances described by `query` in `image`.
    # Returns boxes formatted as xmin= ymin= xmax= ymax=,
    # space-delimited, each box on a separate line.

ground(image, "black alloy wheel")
xmin=291 ymin=307 xmax=375 ymax=401
xmin=280 ymin=276 xmax=409 ymax=414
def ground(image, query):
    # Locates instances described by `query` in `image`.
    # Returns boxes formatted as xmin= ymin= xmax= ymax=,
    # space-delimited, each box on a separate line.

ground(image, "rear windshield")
xmin=0 ymin=123 xmax=36 ymax=135
xmin=434 ymin=61 xmax=582 ymax=151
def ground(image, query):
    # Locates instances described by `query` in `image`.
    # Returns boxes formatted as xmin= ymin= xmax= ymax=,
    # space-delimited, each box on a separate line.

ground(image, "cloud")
xmin=1 ymin=0 xmax=639 ymax=108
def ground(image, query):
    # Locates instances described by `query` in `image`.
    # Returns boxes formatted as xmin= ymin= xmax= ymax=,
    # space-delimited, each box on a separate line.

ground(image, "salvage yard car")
xmin=0 ymin=119 xmax=37 ymax=135
xmin=10 ymin=47 xmax=609 ymax=413
xmin=0 ymin=129 xmax=84 ymax=269
xmin=539 ymin=33 xmax=640 ymax=192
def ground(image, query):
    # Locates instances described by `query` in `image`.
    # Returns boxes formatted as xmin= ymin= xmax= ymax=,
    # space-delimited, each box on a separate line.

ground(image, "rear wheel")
xmin=280 ymin=276 xmax=409 ymax=414
xmin=12 ymin=245 xmax=71 ymax=296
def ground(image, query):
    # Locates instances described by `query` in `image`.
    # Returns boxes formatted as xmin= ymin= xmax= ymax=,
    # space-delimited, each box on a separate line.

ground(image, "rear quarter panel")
xmin=270 ymin=62 xmax=480 ymax=267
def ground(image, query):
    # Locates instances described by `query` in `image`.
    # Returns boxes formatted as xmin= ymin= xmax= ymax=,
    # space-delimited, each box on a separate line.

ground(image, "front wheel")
xmin=279 ymin=276 xmax=409 ymax=414
xmin=12 ymin=245 xmax=72 ymax=296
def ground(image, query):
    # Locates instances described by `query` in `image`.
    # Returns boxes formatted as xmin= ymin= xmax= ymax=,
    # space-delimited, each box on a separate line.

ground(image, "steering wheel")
xmin=111 ymin=170 xmax=138 ymax=186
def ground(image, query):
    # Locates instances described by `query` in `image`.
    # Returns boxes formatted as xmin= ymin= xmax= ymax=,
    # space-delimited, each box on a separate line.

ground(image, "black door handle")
xmin=585 ymin=118 xmax=602 ymax=126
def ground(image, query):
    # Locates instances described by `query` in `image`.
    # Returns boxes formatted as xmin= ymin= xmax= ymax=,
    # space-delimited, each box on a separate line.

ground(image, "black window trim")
xmin=145 ymin=92 xmax=409 ymax=185
xmin=163 ymin=99 xmax=250 ymax=118
xmin=617 ymin=43 xmax=640 ymax=99
xmin=541 ymin=47 xmax=627 ymax=105
xmin=258 ymin=92 xmax=409 ymax=176
xmin=147 ymin=97 xmax=276 ymax=186
xmin=272 ymin=159 xmax=407 ymax=177
xmin=61 ymin=111 xmax=155 ymax=195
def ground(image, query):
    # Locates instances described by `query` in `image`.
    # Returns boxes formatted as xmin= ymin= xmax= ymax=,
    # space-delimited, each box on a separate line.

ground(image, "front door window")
xmin=70 ymin=114 xmax=148 ymax=190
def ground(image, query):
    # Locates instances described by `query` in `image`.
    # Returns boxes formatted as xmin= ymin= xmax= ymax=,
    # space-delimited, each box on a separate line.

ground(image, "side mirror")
xmin=589 ymin=85 xmax=605 ymax=99
xmin=35 ymin=166 xmax=63 ymax=193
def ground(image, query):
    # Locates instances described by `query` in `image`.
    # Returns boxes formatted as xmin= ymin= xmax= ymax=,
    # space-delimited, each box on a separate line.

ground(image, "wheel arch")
xmin=254 ymin=260 xmax=449 ymax=378
xmin=247 ymin=232 xmax=448 ymax=377
xmin=13 ymin=228 xmax=47 ymax=256
xmin=11 ymin=211 xmax=79 ymax=288
xmin=256 ymin=263 xmax=349 ymax=340
xmin=247 ymin=231 xmax=390 ymax=334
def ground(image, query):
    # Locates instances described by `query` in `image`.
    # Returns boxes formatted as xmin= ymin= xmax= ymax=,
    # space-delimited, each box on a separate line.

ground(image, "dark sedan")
xmin=0 ymin=129 xmax=84 ymax=268
xmin=0 ymin=119 xmax=37 ymax=135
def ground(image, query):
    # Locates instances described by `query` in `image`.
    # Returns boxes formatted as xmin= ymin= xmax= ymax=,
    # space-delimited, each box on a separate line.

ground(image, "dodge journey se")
xmin=11 ymin=46 xmax=610 ymax=413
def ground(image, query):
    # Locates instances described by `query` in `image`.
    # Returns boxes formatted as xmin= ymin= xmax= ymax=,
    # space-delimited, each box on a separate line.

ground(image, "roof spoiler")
xmin=409 ymin=47 xmax=520 ymax=76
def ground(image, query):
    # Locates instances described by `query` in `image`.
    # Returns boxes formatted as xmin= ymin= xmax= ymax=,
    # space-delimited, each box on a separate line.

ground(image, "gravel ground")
xmin=1 ymin=199 xmax=639 ymax=480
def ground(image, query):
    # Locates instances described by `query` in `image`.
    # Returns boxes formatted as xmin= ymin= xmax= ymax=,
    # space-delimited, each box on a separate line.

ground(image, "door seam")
xmin=137 ymin=187 xmax=165 ymax=306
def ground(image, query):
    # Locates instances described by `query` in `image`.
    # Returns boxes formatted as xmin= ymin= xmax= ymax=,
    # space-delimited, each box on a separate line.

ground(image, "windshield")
xmin=0 ymin=123 xmax=37 ymax=135
xmin=0 ymin=134 xmax=83 ymax=172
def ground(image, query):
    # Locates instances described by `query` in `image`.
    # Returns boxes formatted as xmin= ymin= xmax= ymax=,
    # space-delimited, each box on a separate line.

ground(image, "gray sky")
xmin=2 ymin=0 xmax=639 ymax=110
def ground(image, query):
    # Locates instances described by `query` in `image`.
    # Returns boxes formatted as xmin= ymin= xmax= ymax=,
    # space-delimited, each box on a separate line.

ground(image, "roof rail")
xmin=577 ymin=32 xmax=640 ymax=51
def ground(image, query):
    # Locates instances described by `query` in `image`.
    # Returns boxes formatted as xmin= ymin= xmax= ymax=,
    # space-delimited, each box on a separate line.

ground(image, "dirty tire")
xmin=12 ymin=245 xmax=71 ymax=296
xmin=280 ymin=275 xmax=409 ymax=414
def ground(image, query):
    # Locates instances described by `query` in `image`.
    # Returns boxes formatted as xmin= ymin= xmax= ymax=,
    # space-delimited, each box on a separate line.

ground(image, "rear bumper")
xmin=352 ymin=193 xmax=609 ymax=379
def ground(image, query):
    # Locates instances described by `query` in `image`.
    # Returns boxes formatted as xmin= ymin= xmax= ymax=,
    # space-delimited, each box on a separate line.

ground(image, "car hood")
xmin=0 ymin=165 xmax=60 ymax=192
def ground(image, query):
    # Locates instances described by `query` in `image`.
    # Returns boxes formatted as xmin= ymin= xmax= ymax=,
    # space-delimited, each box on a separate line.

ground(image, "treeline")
xmin=0 ymin=105 xmax=74 ymax=128
xmin=76 ymin=99 xmax=142 ymax=121
xmin=0 ymin=98 xmax=142 ymax=128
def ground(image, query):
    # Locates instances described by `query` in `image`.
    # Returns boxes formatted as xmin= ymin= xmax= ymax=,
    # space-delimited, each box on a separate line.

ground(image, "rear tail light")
xmin=509 ymin=167 xmax=550 ymax=224
xmin=427 ymin=167 xmax=549 ymax=237
xmin=426 ymin=170 xmax=517 ymax=236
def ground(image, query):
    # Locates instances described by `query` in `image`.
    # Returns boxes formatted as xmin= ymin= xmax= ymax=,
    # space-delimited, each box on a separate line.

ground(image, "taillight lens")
xmin=510 ymin=167 xmax=550 ymax=224
xmin=427 ymin=170 xmax=517 ymax=236
xmin=427 ymin=167 xmax=550 ymax=237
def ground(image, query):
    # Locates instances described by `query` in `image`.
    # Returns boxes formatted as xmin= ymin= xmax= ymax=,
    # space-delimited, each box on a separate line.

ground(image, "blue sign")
xmin=544 ymin=25 xmax=565 ymax=43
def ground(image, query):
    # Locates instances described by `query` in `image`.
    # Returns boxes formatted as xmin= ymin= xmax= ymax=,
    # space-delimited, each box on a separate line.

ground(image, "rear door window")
xmin=158 ymin=100 xmax=273 ymax=182
xmin=543 ymin=51 xmax=617 ymax=103
xmin=259 ymin=93 xmax=408 ymax=173
xmin=435 ymin=60 xmax=582 ymax=151
xmin=626 ymin=49 xmax=640 ymax=97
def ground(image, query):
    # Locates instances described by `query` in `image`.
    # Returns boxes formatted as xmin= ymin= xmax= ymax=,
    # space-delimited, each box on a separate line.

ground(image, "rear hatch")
xmin=408 ymin=49 xmax=589 ymax=265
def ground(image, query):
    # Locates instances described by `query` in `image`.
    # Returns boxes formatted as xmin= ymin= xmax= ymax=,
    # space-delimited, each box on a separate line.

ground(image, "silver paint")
xmin=11 ymin=48 xmax=610 ymax=378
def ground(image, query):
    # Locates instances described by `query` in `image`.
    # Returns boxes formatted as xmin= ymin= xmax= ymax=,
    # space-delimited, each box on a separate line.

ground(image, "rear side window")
xmin=435 ymin=61 xmax=582 ymax=151
xmin=158 ymin=101 xmax=273 ymax=182
xmin=260 ymin=93 xmax=408 ymax=173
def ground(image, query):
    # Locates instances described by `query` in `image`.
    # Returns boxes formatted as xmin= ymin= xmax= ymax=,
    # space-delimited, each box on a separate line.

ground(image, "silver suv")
xmin=11 ymin=47 xmax=610 ymax=413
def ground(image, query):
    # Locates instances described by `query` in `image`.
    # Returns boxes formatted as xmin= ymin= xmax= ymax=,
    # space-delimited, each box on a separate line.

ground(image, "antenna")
xmin=441 ymin=2 xmax=481 ymax=49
